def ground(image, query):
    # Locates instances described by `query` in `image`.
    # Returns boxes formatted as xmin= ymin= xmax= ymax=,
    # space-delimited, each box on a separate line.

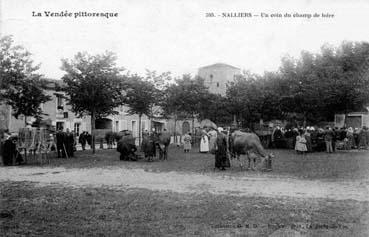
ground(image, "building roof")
xmin=198 ymin=63 xmax=240 ymax=70
xmin=43 ymin=78 xmax=65 ymax=90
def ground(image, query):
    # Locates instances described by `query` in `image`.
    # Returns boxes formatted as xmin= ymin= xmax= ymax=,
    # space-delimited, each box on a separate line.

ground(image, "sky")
xmin=1 ymin=0 xmax=369 ymax=79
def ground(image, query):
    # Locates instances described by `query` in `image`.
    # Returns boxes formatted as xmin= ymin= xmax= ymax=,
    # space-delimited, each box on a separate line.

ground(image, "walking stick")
xmin=63 ymin=143 xmax=69 ymax=159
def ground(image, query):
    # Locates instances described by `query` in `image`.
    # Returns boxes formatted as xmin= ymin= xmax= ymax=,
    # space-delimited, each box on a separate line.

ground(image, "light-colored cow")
xmin=230 ymin=130 xmax=274 ymax=171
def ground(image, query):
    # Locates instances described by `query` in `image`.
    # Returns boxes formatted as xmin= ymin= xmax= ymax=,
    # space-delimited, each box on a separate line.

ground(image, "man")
xmin=56 ymin=128 xmax=66 ymax=158
xmin=79 ymin=131 xmax=87 ymax=150
xmin=324 ymin=127 xmax=334 ymax=153
xmin=65 ymin=129 xmax=75 ymax=157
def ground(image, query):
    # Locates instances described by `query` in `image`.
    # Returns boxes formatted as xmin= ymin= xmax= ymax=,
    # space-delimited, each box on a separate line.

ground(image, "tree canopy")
xmin=61 ymin=51 xmax=124 ymax=153
xmin=0 ymin=35 xmax=51 ymax=122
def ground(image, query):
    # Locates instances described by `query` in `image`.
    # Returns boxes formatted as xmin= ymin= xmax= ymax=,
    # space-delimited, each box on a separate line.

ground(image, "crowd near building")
xmin=0 ymin=63 xmax=242 ymax=143
xmin=1 ymin=62 xmax=368 ymax=150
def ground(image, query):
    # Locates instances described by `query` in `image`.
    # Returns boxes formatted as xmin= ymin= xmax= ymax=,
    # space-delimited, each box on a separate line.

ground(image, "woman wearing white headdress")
xmin=199 ymin=129 xmax=209 ymax=153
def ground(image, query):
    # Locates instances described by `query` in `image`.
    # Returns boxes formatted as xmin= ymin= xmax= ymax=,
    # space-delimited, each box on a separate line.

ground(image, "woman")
xmin=207 ymin=129 xmax=218 ymax=154
xmin=304 ymin=128 xmax=312 ymax=152
xmin=183 ymin=133 xmax=192 ymax=153
xmin=214 ymin=128 xmax=228 ymax=170
xmin=346 ymin=127 xmax=354 ymax=149
xmin=295 ymin=130 xmax=307 ymax=154
xmin=199 ymin=130 xmax=209 ymax=153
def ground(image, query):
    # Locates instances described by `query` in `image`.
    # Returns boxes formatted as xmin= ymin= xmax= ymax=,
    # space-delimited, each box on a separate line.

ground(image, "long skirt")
xmin=184 ymin=141 xmax=192 ymax=151
xmin=200 ymin=136 xmax=209 ymax=153
xmin=209 ymin=137 xmax=217 ymax=153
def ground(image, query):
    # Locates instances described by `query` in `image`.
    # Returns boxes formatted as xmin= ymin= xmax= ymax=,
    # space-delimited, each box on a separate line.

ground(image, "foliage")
xmin=0 ymin=35 xmax=51 ymax=120
xmin=226 ymin=41 xmax=369 ymax=126
xmin=61 ymin=51 xmax=124 ymax=153
xmin=61 ymin=51 xmax=124 ymax=118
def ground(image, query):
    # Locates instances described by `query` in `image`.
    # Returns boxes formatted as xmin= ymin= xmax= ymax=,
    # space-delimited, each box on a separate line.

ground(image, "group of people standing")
xmin=55 ymin=128 xmax=77 ymax=158
xmin=183 ymin=127 xmax=230 ymax=170
xmin=283 ymin=126 xmax=369 ymax=154
xmin=0 ymin=130 xmax=23 ymax=166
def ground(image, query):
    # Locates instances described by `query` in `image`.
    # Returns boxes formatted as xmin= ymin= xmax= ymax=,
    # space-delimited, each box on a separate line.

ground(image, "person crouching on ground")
xmin=295 ymin=130 xmax=307 ymax=155
xmin=183 ymin=133 xmax=192 ymax=153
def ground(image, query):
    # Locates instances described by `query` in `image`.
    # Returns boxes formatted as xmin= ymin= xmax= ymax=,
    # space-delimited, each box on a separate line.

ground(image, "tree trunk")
xmin=192 ymin=115 xmax=195 ymax=135
xmin=91 ymin=111 xmax=96 ymax=154
xmin=138 ymin=114 xmax=142 ymax=147
xmin=174 ymin=115 xmax=177 ymax=143
xmin=24 ymin=116 xmax=27 ymax=126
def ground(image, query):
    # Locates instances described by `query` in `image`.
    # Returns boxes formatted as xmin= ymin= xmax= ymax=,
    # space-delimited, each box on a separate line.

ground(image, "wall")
xmin=198 ymin=64 xmax=241 ymax=96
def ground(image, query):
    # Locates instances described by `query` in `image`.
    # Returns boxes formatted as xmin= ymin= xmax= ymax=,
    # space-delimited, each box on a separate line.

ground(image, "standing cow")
xmin=156 ymin=129 xmax=171 ymax=160
xmin=230 ymin=130 xmax=274 ymax=171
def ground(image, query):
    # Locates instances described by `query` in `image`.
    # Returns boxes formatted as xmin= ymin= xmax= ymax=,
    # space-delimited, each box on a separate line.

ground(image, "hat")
xmin=217 ymin=127 xmax=224 ymax=133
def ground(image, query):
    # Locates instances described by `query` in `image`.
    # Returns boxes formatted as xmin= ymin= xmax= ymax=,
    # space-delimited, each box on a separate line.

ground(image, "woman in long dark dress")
xmin=215 ymin=128 xmax=228 ymax=170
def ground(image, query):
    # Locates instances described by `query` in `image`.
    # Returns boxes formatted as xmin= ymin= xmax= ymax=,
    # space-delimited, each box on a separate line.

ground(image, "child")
xmin=295 ymin=130 xmax=307 ymax=155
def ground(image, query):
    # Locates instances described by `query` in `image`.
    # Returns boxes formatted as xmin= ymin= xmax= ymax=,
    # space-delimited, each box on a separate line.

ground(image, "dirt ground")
xmin=1 ymin=147 xmax=369 ymax=236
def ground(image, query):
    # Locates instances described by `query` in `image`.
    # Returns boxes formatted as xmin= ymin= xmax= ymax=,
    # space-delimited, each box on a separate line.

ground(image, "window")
xmin=63 ymin=112 xmax=68 ymax=118
xmin=216 ymin=82 xmax=220 ymax=87
xmin=115 ymin=121 xmax=119 ymax=132
xmin=74 ymin=123 xmax=81 ymax=136
xmin=56 ymin=94 xmax=64 ymax=110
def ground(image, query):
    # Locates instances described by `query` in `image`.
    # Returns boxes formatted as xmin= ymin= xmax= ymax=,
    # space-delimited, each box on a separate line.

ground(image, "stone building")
xmin=198 ymin=63 xmax=241 ymax=96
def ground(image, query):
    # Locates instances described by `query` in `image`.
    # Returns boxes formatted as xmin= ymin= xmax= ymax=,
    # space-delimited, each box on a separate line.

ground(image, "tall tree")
xmin=123 ymin=74 xmax=157 ymax=146
xmin=0 ymin=35 xmax=51 ymax=124
xmin=61 ymin=51 xmax=124 ymax=154
xmin=165 ymin=75 xmax=210 ymax=134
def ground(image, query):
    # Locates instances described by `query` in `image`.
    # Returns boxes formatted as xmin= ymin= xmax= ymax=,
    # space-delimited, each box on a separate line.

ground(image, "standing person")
xmin=295 ymin=130 xmax=307 ymax=154
xmin=79 ymin=131 xmax=87 ymax=151
xmin=2 ymin=136 xmax=16 ymax=166
xmin=324 ymin=127 xmax=334 ymax=153
xmin=207 ymin=129 xmax=217 ymax=154
xmin=214 ymin=127 xmax=228 ymax=170
xmin=65 ymin=129 xmax=75 ymax=157
xmin=85 ymin=132 xmax=92 ymax=149
xmin=199 ymin=130 xmax=209 ymax=153
xmin=358 ymin=126 xmax=368 ymax=149
xmin=346 ymin=127 xmax=354 ymax=149
xmin=354 ymin=128 xmax=360 ymax=149
xmin=304 ymin=128 xmax=312 ymax=152
xmin=56 ymin=128 xmax=66 ymax=158
xmin=183 ymin=133 xmax=192 ymax=153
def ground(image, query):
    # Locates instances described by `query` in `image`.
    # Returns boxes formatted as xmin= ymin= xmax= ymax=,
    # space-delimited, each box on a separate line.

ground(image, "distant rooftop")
xmin=199 ymin=63 xmax=240 ymax=70
xmin=43 ymin=78 xmax=65 ymax=90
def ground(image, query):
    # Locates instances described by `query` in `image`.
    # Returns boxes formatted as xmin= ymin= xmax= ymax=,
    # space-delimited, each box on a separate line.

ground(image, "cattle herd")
xmin=116 ymin=128 xmax=274 ymax=172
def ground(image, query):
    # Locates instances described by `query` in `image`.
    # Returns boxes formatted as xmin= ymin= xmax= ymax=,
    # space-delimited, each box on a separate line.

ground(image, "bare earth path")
xmin=1 ymin=166 xmax=368 ymax=201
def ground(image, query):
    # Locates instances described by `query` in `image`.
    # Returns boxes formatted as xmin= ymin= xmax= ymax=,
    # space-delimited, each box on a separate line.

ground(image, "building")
xmin=335 ymin=110 xmax=369 ymax=129
xmin=0 ymin=79 xmax=167 ymax=141
xmin=198 ymin=63 xmax=241 ymax=96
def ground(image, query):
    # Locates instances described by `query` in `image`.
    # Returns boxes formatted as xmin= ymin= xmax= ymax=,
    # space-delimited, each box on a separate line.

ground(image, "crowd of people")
xmin=272 ymin=125 xmax=369 ymax=153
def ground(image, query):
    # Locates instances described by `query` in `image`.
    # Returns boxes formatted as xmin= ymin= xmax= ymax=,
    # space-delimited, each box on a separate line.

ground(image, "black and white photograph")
xmin=1 ymin=0 xmax=369 ymax=236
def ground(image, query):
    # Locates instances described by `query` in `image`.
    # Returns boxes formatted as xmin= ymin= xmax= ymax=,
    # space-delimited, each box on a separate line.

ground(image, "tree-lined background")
xmin=2 ymin=35 xmax=369 ymax=139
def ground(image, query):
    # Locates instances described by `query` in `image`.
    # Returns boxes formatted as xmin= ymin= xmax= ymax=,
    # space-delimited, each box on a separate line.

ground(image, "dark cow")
xmin=117 ymin=133 xmax=137 ymax=161
xmin=155 ymin=129 xmax=171 ymax=160
xmin=230 ymin=130 xmax=274 ymax=171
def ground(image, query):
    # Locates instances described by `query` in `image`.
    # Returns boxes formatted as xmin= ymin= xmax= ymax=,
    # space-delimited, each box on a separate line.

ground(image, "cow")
xmin=155 ymin=129 xmax=171 ymax=160
xmin=117 ymin=133 xmax=138 ymax=161
xmin=230 ymin=130 xmax=274 ymax=171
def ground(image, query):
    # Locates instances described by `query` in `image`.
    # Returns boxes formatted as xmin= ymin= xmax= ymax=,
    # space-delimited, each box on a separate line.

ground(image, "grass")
xmin=2 ymin=146 xmax=368 ymax=236
xmin=25 ymin=145 xmax=369 ymax=180
xmin=1 ymin=181 xmax=368 ymax=236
